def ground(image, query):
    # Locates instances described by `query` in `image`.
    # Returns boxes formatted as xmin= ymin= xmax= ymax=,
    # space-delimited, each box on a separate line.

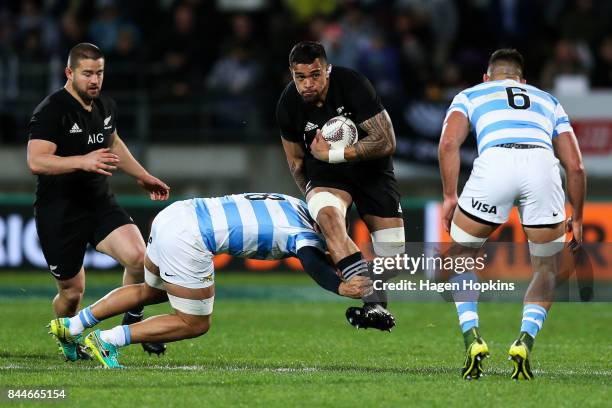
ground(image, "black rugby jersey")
xmin=28 ymin=88 xmax=118 ymax=206
xmin=276 ymin=66 xmax=393 ymax=174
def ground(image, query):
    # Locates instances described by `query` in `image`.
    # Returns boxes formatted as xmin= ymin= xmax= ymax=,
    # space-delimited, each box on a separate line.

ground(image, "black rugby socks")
xmin=336 ymin=252 xmax=368 ymax=281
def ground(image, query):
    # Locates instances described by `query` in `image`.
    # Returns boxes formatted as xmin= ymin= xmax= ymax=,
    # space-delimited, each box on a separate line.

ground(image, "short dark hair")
xmin=488 ymin=48 xmax=524 ymax=76
xmin=67 ymin=43 xmax=104 ymax=69
xmin=289 ymin=41 xmax=327 ymax=66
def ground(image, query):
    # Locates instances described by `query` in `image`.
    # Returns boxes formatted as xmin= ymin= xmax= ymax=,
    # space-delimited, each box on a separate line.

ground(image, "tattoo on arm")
xmin=355 ymin=110 xmax=396 ymax=160
xmin=290 ymin=161 xmax=307 ymax=196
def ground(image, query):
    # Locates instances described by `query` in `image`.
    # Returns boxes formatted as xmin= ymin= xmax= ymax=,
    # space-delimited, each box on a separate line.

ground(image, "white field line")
xmin=1 ymin=364 xmax=612 ymax=377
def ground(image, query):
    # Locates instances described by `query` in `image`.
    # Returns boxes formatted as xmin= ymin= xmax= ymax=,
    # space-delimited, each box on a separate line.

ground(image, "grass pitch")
xmin=0 ymin=271 xmax=610 ymax=407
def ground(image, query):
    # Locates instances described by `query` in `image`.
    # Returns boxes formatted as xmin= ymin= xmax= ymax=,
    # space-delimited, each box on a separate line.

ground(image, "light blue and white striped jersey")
xmin=192 ymin=193 xmax=325 ymax=259
xmin=446 ymin=79 xmax=573 ymax=154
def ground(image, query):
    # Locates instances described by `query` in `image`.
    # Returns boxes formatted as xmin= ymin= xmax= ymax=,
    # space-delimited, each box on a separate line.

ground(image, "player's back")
xmin=448 ymin=80 xmax=571 ymax=226
xmin=193 ymin=193 xmax=324 ymax=259
xmin=448 ymin=79 xmax=572 ymax=155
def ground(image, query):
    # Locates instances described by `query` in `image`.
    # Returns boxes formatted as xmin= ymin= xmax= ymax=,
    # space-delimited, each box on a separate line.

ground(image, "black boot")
xmin=345 ymin=303 xmax=395 ymax=331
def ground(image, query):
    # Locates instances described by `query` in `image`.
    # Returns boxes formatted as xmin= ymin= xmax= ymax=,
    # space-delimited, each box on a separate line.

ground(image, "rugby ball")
xmin=321 ymin=116 xmax=358 ymax=150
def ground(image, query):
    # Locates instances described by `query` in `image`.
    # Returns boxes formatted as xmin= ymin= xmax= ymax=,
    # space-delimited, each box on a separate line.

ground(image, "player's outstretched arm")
xmin=109 ymin=132 xmax=170 ymax=201
xmin=343 ymin=110 xmax=396 ymax=162
xmin=296 ymin=246 xmax=372 ymax=298
xmin=297 ymin=246 xmax=342 ymax=294
xmin=282 ymin=138 xmax=308 ymax=195
xmin=438 ymin=111 xmax=470 ymax=232
xmin=27 ymin=139 xmax=119 ymax=176
xmin=553 ymin=131 xmax=586 ymax=245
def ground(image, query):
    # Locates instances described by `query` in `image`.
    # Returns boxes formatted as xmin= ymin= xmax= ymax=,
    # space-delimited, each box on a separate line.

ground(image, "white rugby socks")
xmin=99 ymin=325 xmax=131 ymax=347
xmin=68 ymin=306 xmax=99 ymax=336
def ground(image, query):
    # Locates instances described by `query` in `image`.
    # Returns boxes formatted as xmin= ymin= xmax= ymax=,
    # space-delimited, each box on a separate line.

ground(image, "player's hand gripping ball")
xmin=321 ymin=116 xmax=358 ymax=150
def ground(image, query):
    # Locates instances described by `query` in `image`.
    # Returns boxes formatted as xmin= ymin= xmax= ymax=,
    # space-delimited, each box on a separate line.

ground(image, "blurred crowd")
xmin=1 ymin=0 xmax=612 ymax=145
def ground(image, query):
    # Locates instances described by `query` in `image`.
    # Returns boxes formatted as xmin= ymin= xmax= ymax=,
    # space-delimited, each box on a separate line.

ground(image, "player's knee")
xmin=183 ymin=316 xmax=211 ymax=338
xmin=193 ymin=317 xmax=211 ymax=337
xmin=308 ymin=192 xmax=346 ymax=226
xmin=169 ymin=294 xmax=214 ymax=337
xmin=122 ymin=246 xmax=146 ymax=271
xmin=58 ymin=285 xmax=84 ymax=306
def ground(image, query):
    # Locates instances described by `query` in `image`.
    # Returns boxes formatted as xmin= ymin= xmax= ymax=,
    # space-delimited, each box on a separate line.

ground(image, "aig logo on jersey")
xmin=472 ymin=198 xmax=497 ymax=214
xmin=88 ymin=133 xmax=104 ymax=144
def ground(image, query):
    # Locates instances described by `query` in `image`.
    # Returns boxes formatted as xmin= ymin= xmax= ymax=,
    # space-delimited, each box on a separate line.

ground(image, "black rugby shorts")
xmin=35 ymin=196 xmax=134 ymax=280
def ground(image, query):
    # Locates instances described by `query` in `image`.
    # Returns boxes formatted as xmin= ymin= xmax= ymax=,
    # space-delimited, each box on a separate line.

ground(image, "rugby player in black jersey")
xmin=276 ymin=41 xmax=405 ymax=331
xmin=27 ymin=43 xmax=169 ymax=359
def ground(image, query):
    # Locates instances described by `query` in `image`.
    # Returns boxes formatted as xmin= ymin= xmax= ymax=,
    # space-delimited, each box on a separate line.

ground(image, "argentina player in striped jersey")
xmin=438 ymin=49 xmax=585 ymax=380
xmin=48 ymin=193 xmax=375 ymax=368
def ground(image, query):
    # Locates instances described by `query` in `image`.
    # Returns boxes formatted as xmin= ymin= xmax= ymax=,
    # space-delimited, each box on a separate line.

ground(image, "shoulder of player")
xmin=523 ymin=83 xmax=560 ymax=104
xmin=331 ymin=65 xmax=357 ymax=77
xmin=278 ymin=80 xmax=298 ymax=102
xmin=456 ymin=80 xmax=525 ymax=101
xmin=96 ymin=93 xmax=118 ymax=110
xmin=276 ymin=81 xmax=300 ymax=119
xmin=32 ymin=88 xmax=67 ymax=115
xmin=330 ymin=65 xmax=369 ymax=84
xmin=458 ymin=81 xmax=501 ymax=97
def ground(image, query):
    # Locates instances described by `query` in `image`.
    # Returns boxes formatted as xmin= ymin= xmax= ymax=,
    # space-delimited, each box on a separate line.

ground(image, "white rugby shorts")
xmin=458 ymin=147 xmax=566 ymax=226
xmin=146 ymin=200 xmax=215 ymax=289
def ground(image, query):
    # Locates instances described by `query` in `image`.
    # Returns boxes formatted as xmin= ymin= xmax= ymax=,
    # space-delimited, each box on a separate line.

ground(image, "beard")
xmin=301 ymin=91 xmax=320 ymax=104
xmin=72 ymin=82 xmax=99 ymax=103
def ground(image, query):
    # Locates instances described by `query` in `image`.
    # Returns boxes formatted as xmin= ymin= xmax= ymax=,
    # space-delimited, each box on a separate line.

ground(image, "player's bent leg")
xmin=314 ymin=204 xmax=383 ymax=328
xmin=128 ymin=305 xmax=212 ymax=344
xmin=345 ymin=216 xmax=405 ymax=331
xmin=448 ymin=208 xmax=498 ymax=379
xmin=48 ymin=284 xmax=167 ymax=362
xmin=307 ymin=188 xmax=357 ymax=263
xmin=85 ymin=283 xmax=213 ymax=369
xmin=49 ymin=257 xmax=169 ymax=362
xmin=508 ymin=222 xmax=565 ymax=380
xmin=307 ymin=188 xmax=372 ymax=289
xmin=50 ymin=282 xmax=167 ymax=340
xmin=315 ymin=206 xmax=358 ymax=260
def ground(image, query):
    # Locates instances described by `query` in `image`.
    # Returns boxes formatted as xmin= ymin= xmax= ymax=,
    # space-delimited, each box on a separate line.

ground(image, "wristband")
xmin=328 ymin=149 xmax=346 ymax=163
